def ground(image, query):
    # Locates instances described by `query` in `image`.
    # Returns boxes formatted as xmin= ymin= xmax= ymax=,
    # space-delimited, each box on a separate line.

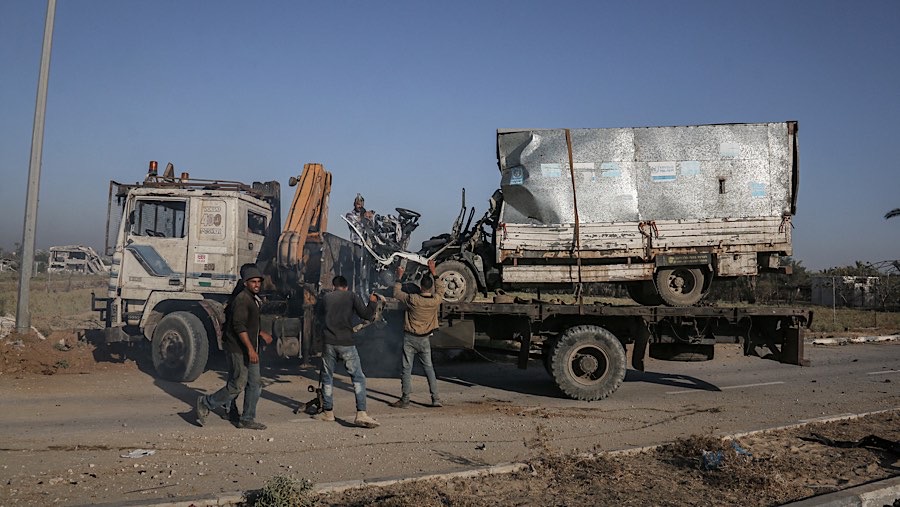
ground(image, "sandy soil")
xmin=0 ymin=330 xmax=134 ymax=377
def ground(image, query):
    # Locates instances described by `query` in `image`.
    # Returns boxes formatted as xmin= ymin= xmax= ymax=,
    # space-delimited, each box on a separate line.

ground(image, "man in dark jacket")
xmin=195 ymin=264 xmax=272 ymax=430
xmin=316 ymin=275 xmax=380 ymax=428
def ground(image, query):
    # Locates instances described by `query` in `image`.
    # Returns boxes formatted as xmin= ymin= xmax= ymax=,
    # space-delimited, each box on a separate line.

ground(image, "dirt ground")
xmin=315 ymin=410 xmax=900 ymax=507
xmin=1 ymin=330 xmax=898 ymax=506
xmin=0 ymin=326 xmax=141 ymax=378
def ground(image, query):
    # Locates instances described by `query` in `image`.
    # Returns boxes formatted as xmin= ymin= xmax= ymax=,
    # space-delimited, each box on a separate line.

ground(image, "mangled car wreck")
xmin=351 ymin=122 xmax=800 ymax=306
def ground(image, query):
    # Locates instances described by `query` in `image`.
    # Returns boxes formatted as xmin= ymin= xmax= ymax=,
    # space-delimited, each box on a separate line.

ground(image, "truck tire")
xmin=435 ymin=260 xmax=477 ymax=303
xmin=655 ymin=267 xmax=706 ymax=306
xmin=626 ymin=282 xmax=663 ymax=306
xmin=151 ymin=311 xmax=209 ymax=382
xmin=542 ymin=336 xmax=558 ymax=376
xmin=549 ymin=325 xmax=626 ymax=401
xmin=649 ymin=343 xmax=714 ymax=361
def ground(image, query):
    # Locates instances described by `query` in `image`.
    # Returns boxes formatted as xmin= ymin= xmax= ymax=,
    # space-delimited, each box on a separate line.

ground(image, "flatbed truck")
xmin=431 ymin=298 xmax=811 ymax=400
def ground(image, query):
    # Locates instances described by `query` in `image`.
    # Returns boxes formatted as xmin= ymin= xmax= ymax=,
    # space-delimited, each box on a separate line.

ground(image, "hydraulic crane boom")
xmin=277 ymin=162 xmax=332 ymax=270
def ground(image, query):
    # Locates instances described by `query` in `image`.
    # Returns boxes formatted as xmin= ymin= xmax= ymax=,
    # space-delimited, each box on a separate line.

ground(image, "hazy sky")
xmin=1 ymin=0 xmax=898 ymax=271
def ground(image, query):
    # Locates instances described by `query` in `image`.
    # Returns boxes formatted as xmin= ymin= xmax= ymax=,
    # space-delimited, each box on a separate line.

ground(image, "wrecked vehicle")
xmin=342 ymin=206 xmax=429 ymax=291
xmin=419 ymin=122 xmax=799 ymax=306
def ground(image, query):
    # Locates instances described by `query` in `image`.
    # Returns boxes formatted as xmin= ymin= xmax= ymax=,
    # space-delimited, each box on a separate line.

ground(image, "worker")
xmin=390 ymin=259 xmax=444 ymax=408
xmin=195 ymin=264 xmax=273 ymax=430
xmin=345 ymin=193 xmax=375 ymax=294
xmin=316 ymin=275 xmax=381 ymax=428
xmin=345 ymin=193 xmax=375 ymax=244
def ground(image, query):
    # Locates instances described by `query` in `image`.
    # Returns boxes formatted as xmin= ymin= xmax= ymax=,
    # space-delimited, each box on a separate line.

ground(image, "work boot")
xmin=237 ymin=419 xmax=267 ymax=430
xmin=195 ymin=396 xmax=209 ymax=427
xmin=221 ymin=401 xmax=240 ymax=423
xmin=389 ymin=398 xmax=410 ymax=409
xmin=315 ymin=410 xmax=335 ymax=422
xmin=430 ymin=399 xmax=443 ymax=408
xmin=355 ymin=411 xmax=380 ymax=428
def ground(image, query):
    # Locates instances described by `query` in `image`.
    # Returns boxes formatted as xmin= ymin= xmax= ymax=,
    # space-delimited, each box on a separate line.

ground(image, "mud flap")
xmin=779 ymin=324 xmax=809 ymax=366
xmin=431 ymin=319 xmax=475 ymax=350
xmin=104 ymin=326 xmax=141 ymax=343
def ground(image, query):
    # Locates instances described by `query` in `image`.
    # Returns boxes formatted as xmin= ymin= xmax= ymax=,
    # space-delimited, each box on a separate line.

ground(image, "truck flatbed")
xmin=429 ymin=299 xmax=812 ymax=400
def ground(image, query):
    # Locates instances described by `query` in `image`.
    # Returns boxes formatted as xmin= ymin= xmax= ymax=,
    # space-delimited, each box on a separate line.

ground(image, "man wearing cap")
xmin=195 ymin=264 xmax=272 ymax=430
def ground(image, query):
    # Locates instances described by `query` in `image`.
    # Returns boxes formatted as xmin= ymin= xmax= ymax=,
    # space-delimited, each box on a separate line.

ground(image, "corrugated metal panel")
xmin=497 ymin=122 xmax=797 ymax=226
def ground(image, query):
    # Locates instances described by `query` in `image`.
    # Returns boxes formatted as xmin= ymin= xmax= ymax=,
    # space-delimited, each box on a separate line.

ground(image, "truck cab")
xmin=95 ymin=165 xmax=278 ymax=381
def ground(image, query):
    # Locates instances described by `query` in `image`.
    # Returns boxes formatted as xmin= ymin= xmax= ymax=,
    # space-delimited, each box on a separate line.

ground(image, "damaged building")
xmin=48 ymin=245 xmax=108 ymax=274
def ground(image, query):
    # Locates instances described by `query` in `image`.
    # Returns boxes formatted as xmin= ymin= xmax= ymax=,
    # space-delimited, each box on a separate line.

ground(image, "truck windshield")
xmin=133 ymin=200 xmax=186 ymax=238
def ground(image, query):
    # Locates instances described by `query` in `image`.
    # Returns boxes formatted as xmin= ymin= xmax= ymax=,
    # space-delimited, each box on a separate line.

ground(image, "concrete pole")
xmin=16 ymin=0 xmax=56 ymax=333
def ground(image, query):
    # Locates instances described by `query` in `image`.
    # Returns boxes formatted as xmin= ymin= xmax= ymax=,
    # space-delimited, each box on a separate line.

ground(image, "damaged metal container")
xmin=494 ymin=121 xmax=799 ymax=305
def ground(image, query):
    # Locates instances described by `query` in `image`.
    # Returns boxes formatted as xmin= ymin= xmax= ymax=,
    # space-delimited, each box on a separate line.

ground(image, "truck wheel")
xmin=542 ymin=337 xmax=558 ymax=376
xmin=549 ymin=325 xmax=626 ymax=401
xmin=655 ymin=267 xmax=706 ymax=306
xmin=626 ymin=282 xmax=663 ymax=306
xmin=151 ymin=311 xmax=209 ymax=382
xmin=435 ymin=260 xmax=477 ymax=303
xmin=649 ymin=343 xmax=714 ymax=361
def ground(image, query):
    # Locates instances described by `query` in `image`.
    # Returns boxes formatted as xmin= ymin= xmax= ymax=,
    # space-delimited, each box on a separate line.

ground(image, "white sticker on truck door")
xmin=199 ymin=200 xmax=226 ymax=241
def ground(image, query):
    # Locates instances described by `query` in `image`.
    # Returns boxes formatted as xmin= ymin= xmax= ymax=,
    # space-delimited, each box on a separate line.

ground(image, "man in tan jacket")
xmin=390 ymin=259 xmax=444 ymax=408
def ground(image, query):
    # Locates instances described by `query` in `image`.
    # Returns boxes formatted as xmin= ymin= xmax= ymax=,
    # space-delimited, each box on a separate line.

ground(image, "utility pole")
xmin=16 ymin=0 xmax=57 ymax=333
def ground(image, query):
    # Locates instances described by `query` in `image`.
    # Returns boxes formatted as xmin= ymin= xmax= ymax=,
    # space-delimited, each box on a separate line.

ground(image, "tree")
xmin=822 ymin=261 xmax=880 ymax=277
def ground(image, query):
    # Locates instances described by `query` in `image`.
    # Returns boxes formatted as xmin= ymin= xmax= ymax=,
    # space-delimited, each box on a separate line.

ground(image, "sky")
xmin=1 ymin=0 xmax=898 ymax=272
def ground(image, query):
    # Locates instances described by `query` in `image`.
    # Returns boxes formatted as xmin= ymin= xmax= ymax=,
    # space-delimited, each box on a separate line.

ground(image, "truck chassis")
xmin=435 ymin=300 xmax=812 ymax=401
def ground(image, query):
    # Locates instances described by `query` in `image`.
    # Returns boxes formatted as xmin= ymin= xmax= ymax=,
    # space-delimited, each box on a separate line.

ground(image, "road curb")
xmin=313 ymin=462 xmax=530 ymax=495
xmin=778 ymin=475 xmax=900 ymax=507
xmin=120 ymin=408 xmax=900 ymax=507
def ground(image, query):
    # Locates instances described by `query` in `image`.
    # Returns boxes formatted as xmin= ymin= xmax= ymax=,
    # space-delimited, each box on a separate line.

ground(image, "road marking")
xmin=866 ymin=370 xmax=900 ymax=375
xmin=666 ymin=381 xmax=784 ymax=395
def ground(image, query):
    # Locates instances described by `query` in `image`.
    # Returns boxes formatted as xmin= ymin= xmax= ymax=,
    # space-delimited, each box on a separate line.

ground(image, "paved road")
xmin=2 ymin=341 xmax=898 ymax=505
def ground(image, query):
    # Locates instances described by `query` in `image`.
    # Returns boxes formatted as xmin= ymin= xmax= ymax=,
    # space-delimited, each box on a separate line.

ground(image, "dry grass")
xmin=809 ymin=307 xmax=900 ymax=334
xmin=317 ymin=411 xmax=899 ymax=507
xmin=0 ymin=273 xmax=106 ymax=336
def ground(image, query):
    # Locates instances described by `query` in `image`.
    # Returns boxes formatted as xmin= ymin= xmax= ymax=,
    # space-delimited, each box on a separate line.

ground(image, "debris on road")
xmin=120 ymin=449 xmax=155 ymax=459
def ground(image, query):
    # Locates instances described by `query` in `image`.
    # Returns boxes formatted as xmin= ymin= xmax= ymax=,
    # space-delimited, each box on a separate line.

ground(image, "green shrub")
xmin=245 ymin=475 xmax=314 ymax=507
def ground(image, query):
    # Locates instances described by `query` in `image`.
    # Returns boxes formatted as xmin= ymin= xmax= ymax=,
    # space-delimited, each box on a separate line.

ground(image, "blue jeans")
xmin=400 ymin=333 xmax=439 ymax=402
xmin=322 ymin=344 xmax=368 ymax=411
xmin=203 ymin=350 xmax=262 ymax=423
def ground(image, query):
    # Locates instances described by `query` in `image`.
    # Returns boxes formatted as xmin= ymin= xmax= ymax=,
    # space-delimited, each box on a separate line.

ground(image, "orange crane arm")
xmin=277 ymin=163 xmax=332 ymax=269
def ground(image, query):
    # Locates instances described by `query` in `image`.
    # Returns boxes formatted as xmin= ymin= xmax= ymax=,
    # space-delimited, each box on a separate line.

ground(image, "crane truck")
xmin=93 ymin=157 xmax=811 ymax=401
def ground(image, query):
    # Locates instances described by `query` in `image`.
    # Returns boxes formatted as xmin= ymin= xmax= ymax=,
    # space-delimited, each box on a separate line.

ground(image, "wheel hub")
xmin=567 ymin=345 xmax=609 ymax=385
xmin=161 ymin=331 xmax=184 ymax=365
xmin=442 ymin=272 xmax=466 ymax=299
xmin=577 ymin=354 xmax=599 ymax=374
